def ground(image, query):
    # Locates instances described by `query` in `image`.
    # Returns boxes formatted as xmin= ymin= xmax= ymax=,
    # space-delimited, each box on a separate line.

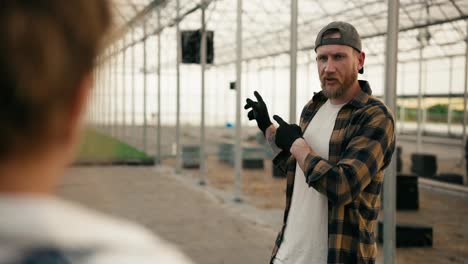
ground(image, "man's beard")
xmin=320 ymin=71 xmax=357 ymax=99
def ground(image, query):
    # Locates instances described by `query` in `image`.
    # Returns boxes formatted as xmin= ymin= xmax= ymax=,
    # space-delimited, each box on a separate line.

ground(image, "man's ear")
xmin=358 ymin=51 xmax=365 ymax=72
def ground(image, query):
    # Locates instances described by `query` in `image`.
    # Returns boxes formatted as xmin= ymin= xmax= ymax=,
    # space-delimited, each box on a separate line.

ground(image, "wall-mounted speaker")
xmin=181 ymin=30 xmax=214 ymax=64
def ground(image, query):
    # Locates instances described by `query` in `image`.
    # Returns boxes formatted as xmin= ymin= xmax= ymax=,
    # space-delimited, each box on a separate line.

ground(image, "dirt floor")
xmin=89 ymin=125 xmax=468 ymax=263
xmin=160 ymin=154 xmax=468 ymax=263
xmin=59 ymin=166 xmax=277 ymax=264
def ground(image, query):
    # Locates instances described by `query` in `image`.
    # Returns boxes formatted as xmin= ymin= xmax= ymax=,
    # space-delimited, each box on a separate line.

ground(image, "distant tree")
xmin=427 ymin=104 xmax=448 ymax=115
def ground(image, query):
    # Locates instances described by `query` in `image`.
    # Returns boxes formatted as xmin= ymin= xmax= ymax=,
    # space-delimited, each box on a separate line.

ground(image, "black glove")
xmin=273 ymin=115 xmax=303 ymax=152
xmin=244 ymin=91 xmax=272 ymax=135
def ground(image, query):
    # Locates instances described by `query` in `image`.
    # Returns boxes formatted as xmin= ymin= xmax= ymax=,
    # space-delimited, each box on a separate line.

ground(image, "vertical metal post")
xmin=422 ymin=63 xmax=427 ymax=131
xmin=215 ymin=66 xmax=220 ymax=125
xmin=383 ymin=0 xmax=399 ymax=263
xmin=199 ymin=0 xmax=207 ymax=185
xmin=234 ymin=0 xmax=243 ymax=203
xmin=448 ymin=57 xmax=453 ymax=134
xmin=245 ymin=60 xmax=250 ymax=103
xmin=97 ymin=59 xmax=102 ymax=129
xmin=416 ymin=43 xmax=424 ymax=152
xmin=306 ymin=53 xmax=312 ymax=100
xmin=132 ymin=30 xmax=136 ymax=132
xmin=143 ymin=22 xmax=148 ymax=153
xmin=107 ymin=50 xmax=112 ymax=133
xmin=399 ymin=63 xmax=405 ymax=134
xmin=462 ymin=21 xmax=468 ymax=184
xmin=91 ymin=69 xmax=95 ymax=124
xmin=107 ymin=48 xmax=114 ymax=135
xmin=122 ymin=37 xmax=127 ymax=139
xmin=272 ymin=59 xmax=276 ymax=111
xmin=290 ymin=0 xmax=298 ymax=123
xmin=111 ymin=46 xmax=115 ymax=137
xmin=91 ymin=60 xmax=99 ymax=126
xmin=94 ymin=60 xmax=99 ymax=127
xmin=157 ymin=8 xmax=162 ymax=164
xmin=175 ymin=0 xmax=182 ymax=173
xmin=113 ymin=45 xmax=119 ymax=137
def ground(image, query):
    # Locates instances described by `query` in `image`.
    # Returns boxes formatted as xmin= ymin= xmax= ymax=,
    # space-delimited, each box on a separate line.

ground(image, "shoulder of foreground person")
xmin=0 ymin=195 xmax=195 ymax=264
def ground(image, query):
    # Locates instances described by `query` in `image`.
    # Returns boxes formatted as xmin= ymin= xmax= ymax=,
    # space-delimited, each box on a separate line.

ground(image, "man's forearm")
xmin=265 ymin=124 xmax=285 ymax=158
xmin=265 ymin=124 xmax=276 ymax=138
xmin=290 ymin=138 xmax=316 ymax=172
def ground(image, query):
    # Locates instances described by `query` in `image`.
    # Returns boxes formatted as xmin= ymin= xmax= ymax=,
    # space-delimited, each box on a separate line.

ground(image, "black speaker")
xmin=465 ymin=141 xmax=468 ymax=176
xmin=242 ymin=159 xmax=264 ymax=169
xmin=411 ymin=153 xmax=437 ymax=178
xmin=396 ymin=146 xmax=402 ymax=173
xmin=397 ymin=174 xmax=419 ymax=210
xmin=181 ymin=30 xmax=214 ymax=64
xmin=229 ymin=81 xmax=236 ymax=90
xmin=436 ymin=173 xmax=464 ymax=185
xmin=465 ymin=141 xmax=468 ymax=158
xmin=377 ymin=221 xmax=433 ymax=248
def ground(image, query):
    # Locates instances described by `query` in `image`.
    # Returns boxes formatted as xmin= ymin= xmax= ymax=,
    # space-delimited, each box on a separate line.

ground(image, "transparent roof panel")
xmin=111 ymin=0 xmax=468 ymax=66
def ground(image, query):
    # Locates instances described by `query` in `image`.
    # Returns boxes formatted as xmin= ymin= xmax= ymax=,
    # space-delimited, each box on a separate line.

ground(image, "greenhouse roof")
xmin=111 ymin=0 xmax=468 ymax=66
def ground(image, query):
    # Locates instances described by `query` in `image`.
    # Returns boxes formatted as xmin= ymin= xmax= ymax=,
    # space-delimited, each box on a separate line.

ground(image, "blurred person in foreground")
xmin=245 ymin=21 xmax=395 ymax=264
xmin=0 ymin=1 xmax=193 ymax=263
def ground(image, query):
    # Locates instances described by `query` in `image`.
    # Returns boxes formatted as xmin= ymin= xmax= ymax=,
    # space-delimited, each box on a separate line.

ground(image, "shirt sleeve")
xmin=302 ymin=106 xmax=395 ymax=207
xmin=267 ymin=130 xmax=284 ymax=159
xmin=269 ymin=130 xmax=295 ymax=175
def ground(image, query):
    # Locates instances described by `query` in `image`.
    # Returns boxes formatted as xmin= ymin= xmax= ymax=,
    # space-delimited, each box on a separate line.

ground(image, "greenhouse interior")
xmin=41 ymin=0 xmax=468 ymax=263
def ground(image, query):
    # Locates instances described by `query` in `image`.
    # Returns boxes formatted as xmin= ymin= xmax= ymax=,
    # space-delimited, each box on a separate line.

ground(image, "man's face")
xmin=316 ymin=44 xmax=362 ymax=99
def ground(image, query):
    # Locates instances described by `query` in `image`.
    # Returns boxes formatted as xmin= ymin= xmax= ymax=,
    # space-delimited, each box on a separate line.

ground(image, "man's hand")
xmin=244 ymin=91 xmax=272 ymax=135
xmin=273 ymin=115 xmax=303 ymax=152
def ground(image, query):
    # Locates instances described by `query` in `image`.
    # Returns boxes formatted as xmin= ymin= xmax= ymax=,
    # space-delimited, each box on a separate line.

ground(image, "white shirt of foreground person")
xmin=274 ymin=100 xmax=346 ymax=264
xmin=0 ymin=195 xmax=194 ymax=264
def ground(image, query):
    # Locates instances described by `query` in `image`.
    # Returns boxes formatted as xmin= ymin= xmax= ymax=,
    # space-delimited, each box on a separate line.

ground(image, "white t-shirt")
xmin=0 ymin=194 xmax=194 ymax=264
xmin=275 ymin=100 xmax=345 ymax=264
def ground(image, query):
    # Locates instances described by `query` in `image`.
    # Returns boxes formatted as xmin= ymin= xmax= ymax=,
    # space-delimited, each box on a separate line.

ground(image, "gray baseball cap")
xmin=315 ymin=21 xmax=363 ymax=73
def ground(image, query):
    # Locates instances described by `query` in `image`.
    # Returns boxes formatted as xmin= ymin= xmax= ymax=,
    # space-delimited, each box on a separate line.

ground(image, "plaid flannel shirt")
xmin=269 ymin=80 xmax=395 ymax=264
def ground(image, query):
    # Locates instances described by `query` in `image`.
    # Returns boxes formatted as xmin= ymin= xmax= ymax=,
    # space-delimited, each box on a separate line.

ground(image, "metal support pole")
xmin=105 ymin=53 xmax=109 ymax=131
xmin=175 ymin=0 xmax=182 ymax=174
xmin=143 ymin=22 xmax=148 ymax=153
xmin=234 ymin=0 xmax=243 ymax=203
xmin=97 ymin=64 xmax=100 ymax=125
xmin=416 ymin=43 xmax=424 ymax=152
xmin=290 ymin=0 xmax=298 ymax=124
xmin=272 ymin=60 xmax=276 ymax=111
xmin=199 ymin=0 xmax=207 ymax=185
xmin=132 ymin=30 xmax=136 ymax=132
xmin=156 ymin=8 xmax=162 ymax=164
xmin=306 ymin=53 xmax=313 ymax=99
xmin=399 ymin=63 xmax=405 ymax=134
xmin=448 ymin=57 xmax=454 ymax=134
xmin=462 ymin=21 xmax=468 ymax=184
xmin=107 ymin=50 xmax=112 ymax=133
xmin=97 ymin=59 xmax=102 ymax=129
xmin=94 ymin=61 xmax=98 ymax=127
xmin=113 ymin=45 xmax=119 ymax=137
xmin=92 ymin=63 xmax=97 ymax=126
xmin=90 ymin=68 xmax=94 ymax=125
xmin=122 ymin=37 xmax=127 ymax=139
xmin=215 ymin=67 xmax=220 ymax=125
xmin=383 ymin=0 xmax=399 ymax=263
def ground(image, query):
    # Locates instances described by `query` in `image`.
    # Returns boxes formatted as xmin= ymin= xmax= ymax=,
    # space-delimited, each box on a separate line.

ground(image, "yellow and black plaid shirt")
xmin=270 ymin=80 xmax=395 ymax=264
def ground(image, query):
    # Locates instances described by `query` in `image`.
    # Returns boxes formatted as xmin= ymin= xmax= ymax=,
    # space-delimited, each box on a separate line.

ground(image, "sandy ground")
xmin=163 ymin=156 xmax=468 ymax=263
xmin=59 ymin=166 xmax=276 ymax=264
xmin=71 ymin=125 xmax=468 ymax=263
